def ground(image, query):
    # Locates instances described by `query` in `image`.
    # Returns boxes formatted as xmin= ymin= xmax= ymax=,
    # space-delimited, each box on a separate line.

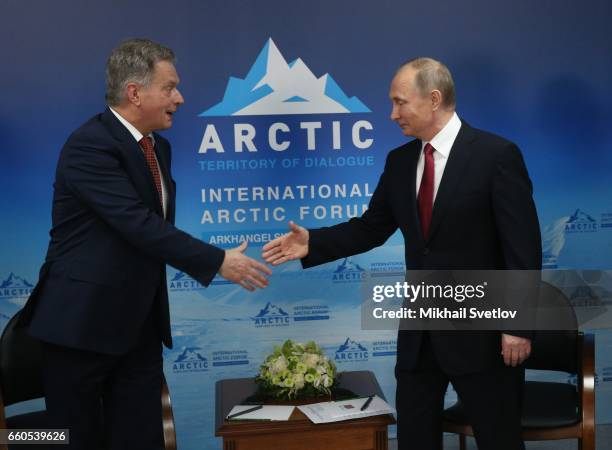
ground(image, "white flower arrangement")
xmin=256 ymin=339 xmax=337 ymax=400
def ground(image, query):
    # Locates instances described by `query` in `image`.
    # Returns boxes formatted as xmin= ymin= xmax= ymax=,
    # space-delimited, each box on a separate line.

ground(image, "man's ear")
xmin=431 ymin=89 xmax=442 ymax=111
xmin=125 ymin=82 xmax=141 ymax=107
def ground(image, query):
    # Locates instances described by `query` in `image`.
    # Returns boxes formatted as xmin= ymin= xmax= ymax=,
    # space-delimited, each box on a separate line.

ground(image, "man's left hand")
xmin=501 ymin=333 xmax=531 ymax=367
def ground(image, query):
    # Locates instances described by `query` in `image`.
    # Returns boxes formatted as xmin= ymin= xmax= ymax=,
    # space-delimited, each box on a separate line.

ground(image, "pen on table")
xmin=360 ymin=395 xmax=374 ymax=411
xmin=227 ymin=404 xmax=263 ymax=419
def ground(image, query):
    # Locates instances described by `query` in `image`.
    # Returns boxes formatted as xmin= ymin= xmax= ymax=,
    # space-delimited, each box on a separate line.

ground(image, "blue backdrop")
xmin=1 ymin=1 xmax=611 ymax=449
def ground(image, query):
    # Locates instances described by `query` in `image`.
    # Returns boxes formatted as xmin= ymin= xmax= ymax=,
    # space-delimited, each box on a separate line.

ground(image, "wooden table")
xmin=215 ymin=370 xmax=396 ymax=450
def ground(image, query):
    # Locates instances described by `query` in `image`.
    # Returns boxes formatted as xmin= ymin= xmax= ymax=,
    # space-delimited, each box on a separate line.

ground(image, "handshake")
xmin=218 ymin=221 xmax=310 ymax=291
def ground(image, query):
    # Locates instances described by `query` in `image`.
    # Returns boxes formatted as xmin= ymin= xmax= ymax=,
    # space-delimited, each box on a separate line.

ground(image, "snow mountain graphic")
xmin=175 ymin=347 xmax=207 ymax=363
xmin=334 ymin=258 xmax=365 ymax=273
xmin=0 ymin=273 xmax=33 ymax=289
xmin=200 ymin=38 xmax=370 ymax=116
xmin=336 ymin=338 xmax=368 ymax=353
xmin=255 ymin=302 xmax=289 ymax=317
xmin=567 ymin=209 xmax=596 ymax=223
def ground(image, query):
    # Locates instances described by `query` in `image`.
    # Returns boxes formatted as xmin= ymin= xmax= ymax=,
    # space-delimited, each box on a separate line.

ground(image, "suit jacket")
xmin=303 ymin=121 xmax=542 ymax=375
xmin=21 ymin=108 xmax=225 ymax=355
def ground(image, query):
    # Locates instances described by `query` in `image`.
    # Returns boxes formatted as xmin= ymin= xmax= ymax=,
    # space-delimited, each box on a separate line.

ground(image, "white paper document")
xmin=297 ymin=395 xmax=395 ymax=424
xmin=226 ymin=405 xmax=295 ymax=421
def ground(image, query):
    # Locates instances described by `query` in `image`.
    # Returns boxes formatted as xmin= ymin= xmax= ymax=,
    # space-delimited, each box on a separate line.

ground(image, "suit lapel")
xmin=426 ymin=122 xmax=477 ymax=242
xmin=101 ymin=109 xmax=165 ymax=217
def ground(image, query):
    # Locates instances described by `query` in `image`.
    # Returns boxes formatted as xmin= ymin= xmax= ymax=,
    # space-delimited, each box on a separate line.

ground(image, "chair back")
xmin=0 ymin=310 xmax=45 ymax=406
xmin=526 ymin=282 xmax=578 ymax=373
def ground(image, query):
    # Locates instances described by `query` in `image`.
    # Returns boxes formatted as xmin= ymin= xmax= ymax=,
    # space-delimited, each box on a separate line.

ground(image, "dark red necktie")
xmin=417 ymin=143 xmax=435 ymax=238
xmin=139 ymin=136 xmax=163 ymax=208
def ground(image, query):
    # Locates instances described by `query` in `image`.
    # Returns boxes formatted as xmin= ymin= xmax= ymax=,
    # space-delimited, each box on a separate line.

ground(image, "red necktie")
xmin=139 ymin=136 xmax=163 ymax=208
xmin=417 ymin=143 xmax=435 ymax=238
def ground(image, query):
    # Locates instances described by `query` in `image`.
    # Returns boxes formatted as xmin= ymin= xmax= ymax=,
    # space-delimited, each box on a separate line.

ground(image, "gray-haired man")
xmin=21 ymin=38 xmax=271 ymax=449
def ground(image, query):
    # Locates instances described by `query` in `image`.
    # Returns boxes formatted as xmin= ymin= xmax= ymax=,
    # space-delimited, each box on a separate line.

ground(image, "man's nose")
xmin=390 ymin=105 xmax=399 ymax=120
xmin=175 ymin=89 xmax=185 ymax=105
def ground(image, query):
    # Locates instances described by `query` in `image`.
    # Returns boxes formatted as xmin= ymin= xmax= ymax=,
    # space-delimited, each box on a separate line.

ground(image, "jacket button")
xmin=423 ymin=248 xmax=430 ymax=255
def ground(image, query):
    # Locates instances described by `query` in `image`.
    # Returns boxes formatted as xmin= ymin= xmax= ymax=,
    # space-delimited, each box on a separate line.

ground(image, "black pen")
xmin=360 ymin=395 xmax=374 ymax=411
xmin=227 ymin=404 xmax=263 ymax=419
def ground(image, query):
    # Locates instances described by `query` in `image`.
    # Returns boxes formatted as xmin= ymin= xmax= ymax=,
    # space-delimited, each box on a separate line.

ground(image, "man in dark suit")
xmin=263 ymin=58 xmax=542 ymax=450
xmin=20 ymin=39 xmax=271 ymax=450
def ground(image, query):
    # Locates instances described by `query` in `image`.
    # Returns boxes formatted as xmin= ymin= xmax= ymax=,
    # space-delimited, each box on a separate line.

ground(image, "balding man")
xmin=263 ymin=58 xmax=541 ymax=450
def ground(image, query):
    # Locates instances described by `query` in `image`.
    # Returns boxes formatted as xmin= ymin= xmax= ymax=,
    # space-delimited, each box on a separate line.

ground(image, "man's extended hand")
xmin=262 ymin=221 xmax=309 ymax=265
xmin=219 ymin=241 xmax=272 ymax=291
xmin=501 ymin=333 xmax=531 ymax=367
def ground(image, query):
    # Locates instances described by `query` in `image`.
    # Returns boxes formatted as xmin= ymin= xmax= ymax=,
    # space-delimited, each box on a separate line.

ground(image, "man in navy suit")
xmin=20 ymin=39 xmax=271 ymax=450
xmin=263 ymin=58 xmax=541 ymax=450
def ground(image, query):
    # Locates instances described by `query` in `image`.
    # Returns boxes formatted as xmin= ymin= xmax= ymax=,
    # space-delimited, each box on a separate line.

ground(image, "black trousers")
xmin=395 ymin=332 xmax=525 ymax=450
xmin=41 ymin=312 xmax=164 ymax=450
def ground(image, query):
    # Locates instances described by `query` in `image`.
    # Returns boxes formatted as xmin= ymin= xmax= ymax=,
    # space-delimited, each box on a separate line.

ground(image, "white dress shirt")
xmin=109 ymin=107 xmax=168 ymax=217
xmin=415 ymin=112 xmax=462 ymax=202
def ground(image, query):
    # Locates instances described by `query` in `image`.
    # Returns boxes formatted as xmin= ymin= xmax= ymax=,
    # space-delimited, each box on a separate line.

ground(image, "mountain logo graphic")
xmin=168 ymin=271 xmax=205 ymax=291
xmin=170 ymin=272 xmax=187 ymax=282
xmin=568 ymin=209 xmax=596 ymax=223
xmin=334 ymin=257 xmax=365 ymax=273
xmin=0 ymin=273 xmax=33 ymax=289
xmin=332 ymin=257 xmax=366 ymax=283
xmin=0 ymin=272 xmax=35 ymax=299
xmin=565 ymin=209 xmax=598 ymax=233
xmin=568 ymin=286 xmax=600 ymax=307
xmin=252 ymin=301 xmax=291 ymax=327
xmin=336 ymin=337 xmax=368 ymax=352
xmin=200 ymin=38 xmax=370 ymax=116
xmin=335 ymin=337 xmax=369 ymax=362
xmin=175 ymin=347 xmax=207 ymax=362
xmin=255 ymin=302 xmax=289 ymax=317
xmin=172 ymin=346 xmax=208 ymax=373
